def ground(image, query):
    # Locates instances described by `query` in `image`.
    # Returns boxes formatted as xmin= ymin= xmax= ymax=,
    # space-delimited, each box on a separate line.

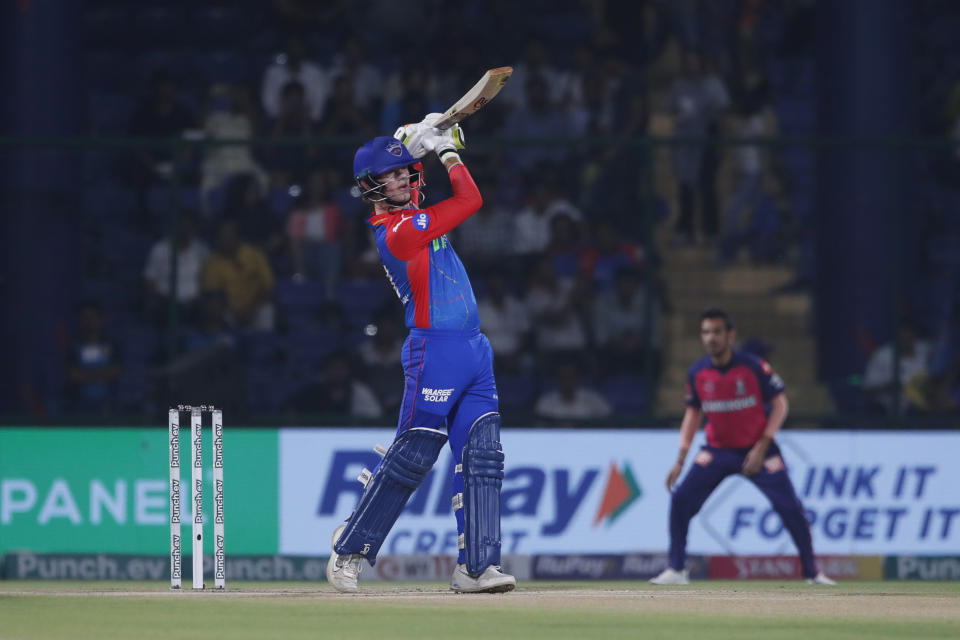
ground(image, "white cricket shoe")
xmin=326 ymin=524 xmax=363 ymax=593
xmin=805 ymin=572 xmax=837 ymax=586
xmin=450 ymin=564 xmax=517 ymax=593
xmin=649 ymin=568 xmax=690 ymax=585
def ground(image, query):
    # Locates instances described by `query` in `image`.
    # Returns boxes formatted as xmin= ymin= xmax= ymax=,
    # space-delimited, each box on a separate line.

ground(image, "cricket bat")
xmin=432 ymin=66 xmax=513 ymax=130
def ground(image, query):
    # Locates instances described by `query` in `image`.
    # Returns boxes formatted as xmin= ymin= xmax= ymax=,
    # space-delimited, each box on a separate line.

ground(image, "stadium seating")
xmin=188 ymin=6 xmax=259 ymax=47
xmin=87 ymin=92 xmax=135 ymax=135
xmin=338 ymin=280 xmax=392 ymax=327
xmin=601 ymin=375 xmax=651 ymax=414
xmin=82 ymin=50 xmax=135 ymax=91
xmin=193 ymin=50 xmax=253 ymax=86
xmin=133 ymin=7 xmax=189 ymax=46
xmin=83 ymin=186 xmax=137 ymax=220
xmin=81 ymin=6 xmax=133 ymax=47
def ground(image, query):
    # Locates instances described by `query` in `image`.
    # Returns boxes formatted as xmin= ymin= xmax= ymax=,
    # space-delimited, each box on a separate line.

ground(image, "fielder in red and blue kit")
xmin=326 ymin=122 xmax=515 ymax=594
xmin=650 ymin=308 xmax=835 ymax=585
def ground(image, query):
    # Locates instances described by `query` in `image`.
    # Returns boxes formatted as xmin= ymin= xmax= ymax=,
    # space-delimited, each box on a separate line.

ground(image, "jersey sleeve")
xmin=757 ymin=358 xmax=786 ymax=401
xmin=385 ymin=164 xmax=482 ymax=260
xmin=685 ymin=367 xmax=701 ymax=408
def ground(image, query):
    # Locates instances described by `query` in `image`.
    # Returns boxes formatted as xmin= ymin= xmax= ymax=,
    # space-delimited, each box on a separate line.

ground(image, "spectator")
xmin=579 ymin=221 xmax=646 ymax=292
xmin=317 ymin=74 xmax=377 ymax=172
xmin=928 ymin=302 xmax=960 ymax=411
xmin=453 ymin=178 xmax=517 ymax=273
xmin=182 ymin=289 xmax=236 ymax=352
xmin=525 ymin=257 xmax=590 ymax=367
xmin=579 ymin=71 xmax=649 ymax=231
xmin=546 ymin=214 xmax=583 ymax=281
xmin=499 ymin=39 xmax=571 ymax=110
xmin=569 ymin=46 xmax=617 ymax=137
xmin=201 ymin=218 xmax=276 ymax=330
xmin=511 ymin=177 xmax=554 ymax=258
xmin=128 ymin=70 xmax=196 ymax=185
xmin=476 ymin=269 xmax=531 ymax=372
xmin=543 ymin=178 xmax=585 ymax=226
xmin=593 ymin=268 xmax=657 ymax=373
xmin=327 ymin=37 xmax=384 ymax=116
xmin=142 ymin=211 xmax=209 ymax=326
xmin=261 ymin=34 xmax=330 ymax=122
xmin=380 ymin=59 xmax=442 ymax=134
xmin=265 ymin=81 xmax=318 ymax=185
xmin=287 ymin=168 xmax=345 ymax=292
xmin=719 ymin=80 xmax=774 ymax=263
xmin=318 ymin=76 xmax=377 ymax=147
xmin=863 ymin=320 xmax=933 ymax=415
xmin=222 ymin=173 xmax=284 ymax=260
xmin=287 ymin=351 xmax=383 ymax=418
xmin=667 ymin=49 xmax=730 ymax=243
xmin=358 ymin=307 xmax=404 ymax=412
xmin=501 ymin=72 xmax=578 ymax=171
xmin=513 ymin=172 xmax=582 ymax=260
xmin=534 ymin=362 xmax=612 ymax=422
xmin=200 ymin=83 xmax=265 ymax=203
xmin=66 ymin=300 xmax=122 ymax=413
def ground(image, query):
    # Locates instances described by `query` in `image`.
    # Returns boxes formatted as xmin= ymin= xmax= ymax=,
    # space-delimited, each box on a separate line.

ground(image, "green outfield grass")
xmin=1 ymin=580 xmax=958 ymax=639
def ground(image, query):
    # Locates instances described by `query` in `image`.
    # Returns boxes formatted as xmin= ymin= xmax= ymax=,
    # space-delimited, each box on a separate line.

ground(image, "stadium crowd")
xmin=59 ymin=0 xmax=960 ymax=421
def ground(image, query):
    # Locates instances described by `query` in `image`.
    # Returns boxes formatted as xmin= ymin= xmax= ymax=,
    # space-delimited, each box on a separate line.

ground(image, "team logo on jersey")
xmin=703 ymin=380 xmax=715 ymax=394
xmin=391 ymin=214 xmax=413 ymax=232
xmin=386 ymin=141 xmax=403 ymax=156
xmin=414 ymin=212 xmax=430 ymax=230
xmin=735 ymin=379 xmax=746 ymax=396
xmin=761 ymin=360 xmax=773 ymax=375
xmin=770 ymin=373 xmax=785 ymax=390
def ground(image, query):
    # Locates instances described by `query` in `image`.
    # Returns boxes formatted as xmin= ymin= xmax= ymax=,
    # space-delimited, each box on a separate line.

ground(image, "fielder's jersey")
xmin=685 ymin=350 xmax=785 ymax=448
xmin=367 ymin=164 xmax=482 ymax=330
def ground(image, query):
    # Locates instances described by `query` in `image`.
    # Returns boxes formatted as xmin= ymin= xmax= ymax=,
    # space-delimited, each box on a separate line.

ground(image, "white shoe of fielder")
xmin=326 ymin=524 xmax=363 ymax=593
xmin=805 ymin=572 xmax=836 ymax=586
xmin=649 ymin=568 xmax=689 ymax=585
xmin=450 ymin=563 xmax=517 ymax=593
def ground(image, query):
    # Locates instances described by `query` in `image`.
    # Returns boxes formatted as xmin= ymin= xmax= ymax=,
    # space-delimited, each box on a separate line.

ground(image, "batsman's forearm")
xmin=427 ymin=163 xmax=482 ymax=235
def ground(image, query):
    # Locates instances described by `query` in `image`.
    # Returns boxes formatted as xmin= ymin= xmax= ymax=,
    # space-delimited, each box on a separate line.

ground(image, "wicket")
xmin=168 ymin=404 xmax=224 ymax=590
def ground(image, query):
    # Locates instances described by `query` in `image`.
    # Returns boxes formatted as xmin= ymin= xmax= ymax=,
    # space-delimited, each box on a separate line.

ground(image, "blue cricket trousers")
xmin=397 ymin=327 xmax=499 ymax=564
xmin=669 ymin=442 xmax=817 ymax=578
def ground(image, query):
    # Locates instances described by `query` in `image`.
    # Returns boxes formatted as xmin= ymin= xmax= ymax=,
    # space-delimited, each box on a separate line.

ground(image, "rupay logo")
xmin=316 ymin=450 xmax=635 ymax=538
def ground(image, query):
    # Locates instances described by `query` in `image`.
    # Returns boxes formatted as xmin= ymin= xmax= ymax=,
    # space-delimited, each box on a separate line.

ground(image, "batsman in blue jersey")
xmin=326 ymin=116 xmax=516 ymax=594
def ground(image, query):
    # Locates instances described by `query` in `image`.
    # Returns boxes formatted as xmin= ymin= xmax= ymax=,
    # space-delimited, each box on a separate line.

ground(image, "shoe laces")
xmin=336 ymin=554 xmax=363 ymax=579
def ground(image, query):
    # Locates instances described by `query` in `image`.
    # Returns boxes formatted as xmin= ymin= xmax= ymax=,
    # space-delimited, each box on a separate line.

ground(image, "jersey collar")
xmin=368 ymin=206 xmax=415 ymax=228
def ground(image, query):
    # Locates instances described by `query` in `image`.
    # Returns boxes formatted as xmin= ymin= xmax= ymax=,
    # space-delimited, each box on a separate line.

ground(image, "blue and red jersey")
xmin=367 ymin=164 xmax=482 ymax=330
xmin=685 ymin=350 xmax=786 ymax=449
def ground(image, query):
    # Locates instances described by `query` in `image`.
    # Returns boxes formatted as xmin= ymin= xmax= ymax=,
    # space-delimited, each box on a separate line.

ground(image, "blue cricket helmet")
xmin=352 ymin=136 xmax=425 ymax=204
xmin=353 ymin=136 xmax=415 ymax=180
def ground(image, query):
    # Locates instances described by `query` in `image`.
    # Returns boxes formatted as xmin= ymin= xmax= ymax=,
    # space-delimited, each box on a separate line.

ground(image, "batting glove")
xmin=420 ymin=112 xmax=466 ymax=154
xmin=393 ymin=122 xmax=431 ymax=159
xmin=423 ymin=126 xmax=466 ymax=159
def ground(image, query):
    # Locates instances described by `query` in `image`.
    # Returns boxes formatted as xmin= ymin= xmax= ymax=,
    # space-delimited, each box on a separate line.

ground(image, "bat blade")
xmin=432 ymin=66 xmax=513 ymax=130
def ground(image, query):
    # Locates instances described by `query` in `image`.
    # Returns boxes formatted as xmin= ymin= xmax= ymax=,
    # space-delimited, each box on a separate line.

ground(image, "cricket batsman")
xmin=325 ymin=116 xmax=516 ymax=594
xmin=650 ymin=308 xmax=835 ymax=586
